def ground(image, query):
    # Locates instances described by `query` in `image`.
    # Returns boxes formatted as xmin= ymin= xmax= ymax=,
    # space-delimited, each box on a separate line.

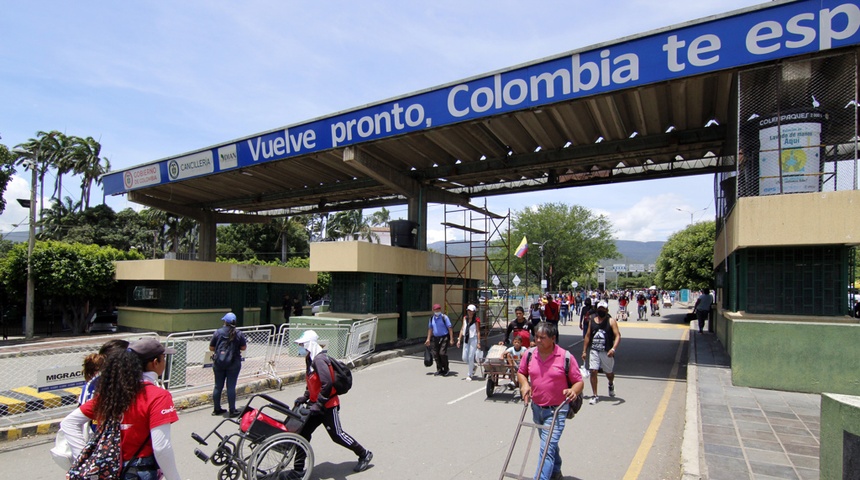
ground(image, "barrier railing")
xmin=0 ymin=332 xmax=159 ymax=420
xmin=163 ymin=325 xmax=277 ymax=393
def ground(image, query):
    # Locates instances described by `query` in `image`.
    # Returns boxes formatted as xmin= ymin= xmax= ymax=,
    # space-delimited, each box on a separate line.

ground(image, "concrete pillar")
xmin=198 ymin=211 xmax=217 ymax=261
xmin=407 ymin=188 xmax=428 ymax=251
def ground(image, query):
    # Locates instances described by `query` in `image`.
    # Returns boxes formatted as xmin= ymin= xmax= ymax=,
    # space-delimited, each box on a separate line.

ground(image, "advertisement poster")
xmin=758 ymin=112 xmax=823 ymax=195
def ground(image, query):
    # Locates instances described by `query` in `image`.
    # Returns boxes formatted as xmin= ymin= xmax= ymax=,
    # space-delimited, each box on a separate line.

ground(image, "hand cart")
xmin=499 ymin=401 xmax=568 ymax=480
xmin=481 ymin=344 xmax=519 ymax=398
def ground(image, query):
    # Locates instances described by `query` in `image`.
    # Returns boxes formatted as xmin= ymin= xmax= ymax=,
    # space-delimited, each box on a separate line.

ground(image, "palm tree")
xmin=48 ymin=132 xmax=76 ymax=205
xmin=14 ymin=130 xmax=64 ymax=218
xmin=326 ymin=209 xmax=379 ymax=243
xmin=369 ymin=207 xmax=391 ymax=227
xmin=71 ymin=136 xmax=109 ymax=210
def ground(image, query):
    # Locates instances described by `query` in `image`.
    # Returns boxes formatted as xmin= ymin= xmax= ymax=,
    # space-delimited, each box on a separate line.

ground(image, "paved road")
xmin=0 ymin=302 xmax=693 ymax=479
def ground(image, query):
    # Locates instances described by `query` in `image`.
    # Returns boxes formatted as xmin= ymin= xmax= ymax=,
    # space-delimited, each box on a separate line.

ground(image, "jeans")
xmin=461 ymin=338 xmax=479 ymax=377
xmin=213 ymin=362 xmax=241 ymax=412
xmin=531 ymin=402 xmax=568 ymax=480
xmin=122 ymin=455 xmax=159 ymax=480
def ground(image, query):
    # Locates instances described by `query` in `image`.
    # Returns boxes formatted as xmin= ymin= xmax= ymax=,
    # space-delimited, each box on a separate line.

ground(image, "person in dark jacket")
xmin=209 ymin=312 xmax=247 ymax=417
xmin=291 ymin=330 xmax=373 ymax=475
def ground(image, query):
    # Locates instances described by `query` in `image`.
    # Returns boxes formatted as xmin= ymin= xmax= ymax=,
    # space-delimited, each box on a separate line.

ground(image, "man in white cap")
xmin=581 ymin=300 xmax=621 ymax=404
xmin=291 ymin=330 xmax=373 ymax=476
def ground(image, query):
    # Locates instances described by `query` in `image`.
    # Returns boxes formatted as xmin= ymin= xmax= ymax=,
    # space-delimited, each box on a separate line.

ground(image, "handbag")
xmin=51 ymin=430 xmax=75 ymax=470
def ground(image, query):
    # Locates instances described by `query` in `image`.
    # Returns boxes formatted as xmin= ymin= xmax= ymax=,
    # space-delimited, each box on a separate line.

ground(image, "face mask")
xmin=598 ymin=310 xmax=608 ymax=318
xmin=298 ymin=345 xmax=308 ymax=356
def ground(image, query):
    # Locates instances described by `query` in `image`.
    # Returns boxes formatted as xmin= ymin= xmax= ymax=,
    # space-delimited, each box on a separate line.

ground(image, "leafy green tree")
xmin=508 ymin=203 xmax=618 ymax=291
xmin=369 ymin=207 xmax=391 ymax=226
xmin=0 ymin=240 xmax=143 ymax=333
xmin=655 ymin=221 xmax=716 ymax=290
xmin=326 ymin=209 xmax=378 ymax=242
xmin=0 ymin=144 xmax=17 ymax=214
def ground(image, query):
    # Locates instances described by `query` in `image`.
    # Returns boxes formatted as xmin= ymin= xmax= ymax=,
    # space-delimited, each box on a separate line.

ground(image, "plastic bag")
xmin=579 ymin=365 xmax=590 ymax=379
xmin=424 ymin=346 xmax=433 ymax=367
xmin=50 ymin=430 xmax=75 ymax=470
xmin=475 ymin=349 xmax=484 ymax=363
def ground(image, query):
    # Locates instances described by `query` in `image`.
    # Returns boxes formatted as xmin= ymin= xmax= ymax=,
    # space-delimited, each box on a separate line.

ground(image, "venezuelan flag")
xmin=515 ymin=236 xmax=528 ymax=258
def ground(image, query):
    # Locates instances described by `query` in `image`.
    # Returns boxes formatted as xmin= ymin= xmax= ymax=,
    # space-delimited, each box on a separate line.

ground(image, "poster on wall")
xmin=758 ymin=111 xmax=824 ymax=195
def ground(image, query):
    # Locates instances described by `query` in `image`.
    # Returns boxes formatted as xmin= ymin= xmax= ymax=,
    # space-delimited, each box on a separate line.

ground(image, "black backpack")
xmin=213 ymin=333 xmax=236 ymax=368
xmin=327 ymin=356 xmax=353 ymax=395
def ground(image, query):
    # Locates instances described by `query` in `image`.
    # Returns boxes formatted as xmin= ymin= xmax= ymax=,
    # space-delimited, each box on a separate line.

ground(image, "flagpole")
xmin=525 ymin=251 xmax=529 ymax=306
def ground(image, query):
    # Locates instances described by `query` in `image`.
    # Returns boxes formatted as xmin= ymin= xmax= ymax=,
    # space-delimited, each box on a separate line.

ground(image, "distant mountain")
xmin=427 ymin=239 xmax=664 ymax=265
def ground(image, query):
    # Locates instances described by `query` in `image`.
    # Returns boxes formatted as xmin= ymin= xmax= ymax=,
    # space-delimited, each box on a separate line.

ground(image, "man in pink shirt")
xmin=518 ymin=322 xmax=584 ymax=480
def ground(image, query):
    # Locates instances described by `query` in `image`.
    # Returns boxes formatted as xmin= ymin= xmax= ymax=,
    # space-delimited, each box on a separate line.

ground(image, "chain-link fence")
xmin=721 ymin=52 xmax=858 ymax=218
xmin=0 ymin=333 xmax=159 ymax=420
xmin=163 ymin=325 xmax=278 ymax=392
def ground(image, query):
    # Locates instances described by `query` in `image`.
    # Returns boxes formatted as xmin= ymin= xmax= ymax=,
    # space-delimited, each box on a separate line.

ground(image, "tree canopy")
xmin=654 ymin=221 xmax=716 ymax=290
xmin=508 ymin=203 xmax=618 ymax=292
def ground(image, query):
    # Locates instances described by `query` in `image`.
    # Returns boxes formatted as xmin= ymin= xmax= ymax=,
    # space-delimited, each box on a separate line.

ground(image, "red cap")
xmin=432 ymin=303 xmax=442 ymax=310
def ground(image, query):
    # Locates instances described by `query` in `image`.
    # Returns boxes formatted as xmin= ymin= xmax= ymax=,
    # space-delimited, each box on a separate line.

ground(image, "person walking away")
xmin=559 ymin=296 xmax=569 ymax=326
xmin=617 ymin=294 xmax=629 ymax=321
xmin=582 ymin=301 xmax=621 ymax=404
xmin=457 ymin=304 xmax=482 ymax=381
xmin=501 ymin=306 xmax=533 ymax=347
xmin=543 ymin=294 xmax=560 ymax=327
xmin=210 ymin=312 xmax=247 ymax=417
xmin=282 ymin=294 xmax=292 ymax=325
xmin=61 ymin=338 xmax=182 ymax=479
xmin=425 ymin=303 xmax=454 ymax=376
xmin=504 ymin=335 xmax=526 ymax=389
xmin=694 ymin=288 xmax=714 ymax=334
xmin=579 ymin=297 xmax=593 ymax=338
xmin=517 ymin=322 xmax=584 ymax=480
xmin=292 ymin=330 xmax=372 ymax=475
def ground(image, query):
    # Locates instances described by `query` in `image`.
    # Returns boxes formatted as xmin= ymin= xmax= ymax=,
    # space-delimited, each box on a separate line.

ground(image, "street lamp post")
xmin=532 ymin=241 xmax=548 ymax=293
xmin=21 ymin=163 xmax=37 ymax=339
xmin=676 ymin=207 xmax=708 ymax=225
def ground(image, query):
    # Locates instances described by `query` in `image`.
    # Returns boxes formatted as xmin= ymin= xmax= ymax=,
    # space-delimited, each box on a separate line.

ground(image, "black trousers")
xmin=431 ymin=335 xmax=450 ymax=373
xmin=294 ymin=405 xmax=366 ymax=471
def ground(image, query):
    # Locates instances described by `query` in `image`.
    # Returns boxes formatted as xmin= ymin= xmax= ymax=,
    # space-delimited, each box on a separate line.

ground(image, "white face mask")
xmin=298 ymin=345 xmax=308 ymax=356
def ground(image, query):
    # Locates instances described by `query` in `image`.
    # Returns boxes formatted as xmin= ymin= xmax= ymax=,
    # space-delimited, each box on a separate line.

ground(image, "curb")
xmin=680 ymin=324 xmax=702 ymax=479
xmin=0 ymin=343 xmax=424 ymax=443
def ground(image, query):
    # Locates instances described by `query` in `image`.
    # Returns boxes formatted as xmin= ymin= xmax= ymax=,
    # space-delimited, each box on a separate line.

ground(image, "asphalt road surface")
xmin=0 ymin=301 xmax=693 ymax=480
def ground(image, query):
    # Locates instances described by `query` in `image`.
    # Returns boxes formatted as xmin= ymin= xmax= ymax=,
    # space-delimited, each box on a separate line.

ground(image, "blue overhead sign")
xmin=104 ymin=0 xmax=860 ymax=195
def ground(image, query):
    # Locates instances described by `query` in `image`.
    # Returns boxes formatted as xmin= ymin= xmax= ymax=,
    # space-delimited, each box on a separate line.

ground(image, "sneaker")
xmin=211 ymin=409 xmax=226 ymax=416
xmin=507 ymin=381 xmax=517 ymax=389
xmin=550 ymin=471 xmax=563 ymax=480
xmin=228 ymin=410 xmax=241 ymax=418
xmin=465 ymin=376 xmax=472 ymax=382
xmin=589 ymin=396 xmax=598 ymax=405
xmin=608 ymin=383 xmax=616 ymax=397
xmin=354 ymin=451 xmax=373 ymax=472
xmin=434 ymin=371 xmax=442 ymax=376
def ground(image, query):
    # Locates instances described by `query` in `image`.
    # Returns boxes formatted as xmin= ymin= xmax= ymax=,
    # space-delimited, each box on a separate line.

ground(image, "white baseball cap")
xmin=466 ymin=304 xmax=477 ymax=311
xmin=597 ymin=301 xmax=609 ymax=309
xmin=294 ymin=330 xmax=319 ymax=344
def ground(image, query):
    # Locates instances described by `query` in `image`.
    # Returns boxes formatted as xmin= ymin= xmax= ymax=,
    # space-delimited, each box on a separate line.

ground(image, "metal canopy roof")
xmin=127 ymin=70 xmax=736 ymax=220
xmin=112 ymin=0 xmax=860 ymax=221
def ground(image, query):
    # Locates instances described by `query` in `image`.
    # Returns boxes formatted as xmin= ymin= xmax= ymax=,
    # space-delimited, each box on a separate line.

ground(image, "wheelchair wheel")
xmin=217 ymin=462 xmax=241 ymax=480
xmin=233 ymin=435 xmax=258 ymax=464
xmin=211 ymin=443 xmax=232 ymax=466
xmin=247 ymin=432 xmax=314 ymax=480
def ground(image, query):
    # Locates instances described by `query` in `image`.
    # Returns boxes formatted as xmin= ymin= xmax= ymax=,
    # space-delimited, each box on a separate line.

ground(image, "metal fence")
xmin=0 ymin=319 xmax=379 ymax=421
xmin=0 ymin=333 xmax=159 ymax=419
xmin=718 ymin=51 xmax=858 ymax=224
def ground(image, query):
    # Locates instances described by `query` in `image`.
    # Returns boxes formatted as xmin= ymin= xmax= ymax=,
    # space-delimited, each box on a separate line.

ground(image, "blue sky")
xmin=0 ymin=0 xmax=764 ymax=242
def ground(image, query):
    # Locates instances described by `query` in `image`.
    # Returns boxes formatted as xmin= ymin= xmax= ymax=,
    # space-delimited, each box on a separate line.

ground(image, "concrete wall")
xmin=115 ymin=259 xmax=317 ymax=284
xmin=722 ymin=313 xmax=860 ymax=395
xmin=310 ymin=241 xmax=484 ymax=280
xmin=119 ymin=307 xmax=261 ymax=333
xmin=714 ymin=190 xmax=860 ymax=266
xmin=305 ymin=312 xmax=399 ymax=345
xmin=407 ymin=310 xmax=433 ymax=339
xmin=820 ymin=393 xmax=860 ymax=480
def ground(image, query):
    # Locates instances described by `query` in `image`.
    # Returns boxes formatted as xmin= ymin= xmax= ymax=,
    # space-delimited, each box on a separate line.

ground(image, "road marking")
xmin=622 ymin=329 xmax=686 ymax=480
xmin=448 ymin=387 xmax=486 ymax=405
xmin=617 ymin=323 xmax=689 ymax=330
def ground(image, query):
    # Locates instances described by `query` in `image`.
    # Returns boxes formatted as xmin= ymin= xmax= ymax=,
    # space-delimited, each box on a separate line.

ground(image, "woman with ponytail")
xmin=61 ymin=338 xmax=182 ymax=479
xmin=209 ymin=312 xmax=247 ymax=417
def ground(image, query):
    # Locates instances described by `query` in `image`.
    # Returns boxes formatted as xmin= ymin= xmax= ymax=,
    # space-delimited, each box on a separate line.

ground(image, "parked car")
xmin=311 ymin=299 xmax=330 ymax=314
xmin=88 ymin=310 xmax=118 ymax=333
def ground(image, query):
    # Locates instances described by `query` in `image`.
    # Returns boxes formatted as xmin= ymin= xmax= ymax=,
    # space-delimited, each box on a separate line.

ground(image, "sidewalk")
xmin=684 ymin=326 xmax=821 ymax=480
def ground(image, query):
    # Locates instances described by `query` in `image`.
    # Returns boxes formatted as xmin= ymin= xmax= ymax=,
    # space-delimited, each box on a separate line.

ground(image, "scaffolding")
xmin=443 ymin=201 xmax=510 ymax=341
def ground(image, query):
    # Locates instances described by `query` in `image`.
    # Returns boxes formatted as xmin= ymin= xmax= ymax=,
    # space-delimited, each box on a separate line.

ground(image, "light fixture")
xmin=534 ymin=146 xmax=542 ymax=153
xmin=595 ymin=136 xmax=604 ymax=143
xmin=629 ymin=132 xmax=638 ymax=138
xmin=563 ymin=141 xmax=572 ymax=148
xmin=665 ymin=126 xmax=675 ymax=133
xmin=705 ymin=119 xmax=720 ymax=127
